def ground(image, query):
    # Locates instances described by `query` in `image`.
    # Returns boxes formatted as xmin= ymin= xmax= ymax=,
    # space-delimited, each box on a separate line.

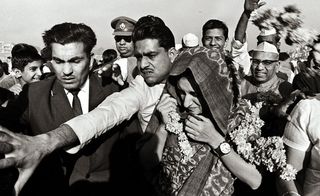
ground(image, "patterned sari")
xmin=155 ymin=135 xmax=234 ymax=196
xmin=141 ymin=47 xmax=239 ymax=196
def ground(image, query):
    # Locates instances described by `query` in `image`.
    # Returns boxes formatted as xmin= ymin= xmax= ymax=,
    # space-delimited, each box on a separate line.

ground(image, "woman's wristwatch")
xmin=213 ymin=141 xmax=231 ymax=157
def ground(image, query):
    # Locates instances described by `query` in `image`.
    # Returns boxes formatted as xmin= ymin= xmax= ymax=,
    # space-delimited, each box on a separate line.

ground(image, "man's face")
xmin=177 ymin=77 xmax=202 ymax=115
xmin=312 ymin=43 xmax=320 ymax=65
xmin=115 ymin=35 xmax=134 ymax=58
xmin=20 ymin=60 xmax=43 ymax=84
xmin=251 ymin=52 xmax=279 ymax=84
xmin=202 ymin=28 xmax=226 ymax=51
xmin=134 ymin=39 xmax=173 ymax=86
xmin=51 ymin=42 xmax=91 ymax=90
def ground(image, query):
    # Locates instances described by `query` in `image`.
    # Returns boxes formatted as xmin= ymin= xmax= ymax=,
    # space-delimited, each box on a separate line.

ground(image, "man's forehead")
xmin=204 ymin=28 xmax=225 ymax=36
xmin=51 ymin=42 xmax=87 ymax=60
xmin=134 ymin=39 xmax=161 ymax=52
xmin=51 ymin=42 xmax=85 ymax=51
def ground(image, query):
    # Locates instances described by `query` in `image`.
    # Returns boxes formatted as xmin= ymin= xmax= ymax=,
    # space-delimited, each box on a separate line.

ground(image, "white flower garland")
xmin=229 ymin=100 xmax=297 ymax=181
xmin=165 ymin=111 xmax=193 ymax=163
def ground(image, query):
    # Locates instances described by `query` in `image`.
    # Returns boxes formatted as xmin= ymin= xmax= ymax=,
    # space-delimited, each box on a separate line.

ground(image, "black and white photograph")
xmin=0 ymin=0 xmax=320 ymax=195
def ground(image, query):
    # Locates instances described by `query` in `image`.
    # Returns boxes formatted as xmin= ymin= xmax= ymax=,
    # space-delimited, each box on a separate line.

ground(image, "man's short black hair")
xmin=202 ymin=19 xmax=228 ymax=40
xmin=43 ymin=22 xmax=97 ymax=56
xmin=132 ymin=15 xmax=175 ymax=51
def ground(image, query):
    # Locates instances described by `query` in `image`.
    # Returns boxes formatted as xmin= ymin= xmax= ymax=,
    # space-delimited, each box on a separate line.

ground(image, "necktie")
xmin=70 ymin=90 xmax=83 ymax=116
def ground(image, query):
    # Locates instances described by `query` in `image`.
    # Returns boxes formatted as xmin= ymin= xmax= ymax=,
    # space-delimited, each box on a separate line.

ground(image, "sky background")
xmin=1 ymin=0 xmax=320 ymax=54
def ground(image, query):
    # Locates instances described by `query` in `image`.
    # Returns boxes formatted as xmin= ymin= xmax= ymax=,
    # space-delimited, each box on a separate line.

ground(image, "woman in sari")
xmin=138 ymin=47 xmax=261 ymax=196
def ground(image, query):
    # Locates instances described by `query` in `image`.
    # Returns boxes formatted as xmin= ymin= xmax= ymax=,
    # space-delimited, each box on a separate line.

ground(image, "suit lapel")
xmin=51 ymin=79 xmax=75 ymax=121
xmin=88 ymin=74 xmax=105 ymax=111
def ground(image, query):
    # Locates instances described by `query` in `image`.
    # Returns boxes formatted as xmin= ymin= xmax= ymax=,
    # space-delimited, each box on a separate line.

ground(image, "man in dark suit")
xmin=0 ymin=22 xmax=139 ymax=196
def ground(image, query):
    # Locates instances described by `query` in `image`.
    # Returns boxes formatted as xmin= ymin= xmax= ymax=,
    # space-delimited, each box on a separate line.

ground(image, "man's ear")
xmin=168 ymin=47 xmax=178 ymax=63
xmin=13 ymin=68 xmax=22 ymax=78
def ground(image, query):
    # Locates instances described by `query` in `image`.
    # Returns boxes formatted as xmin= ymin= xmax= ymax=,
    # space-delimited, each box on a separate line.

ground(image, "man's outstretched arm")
xmin=0 ymin=124 xmax=78 ymax=195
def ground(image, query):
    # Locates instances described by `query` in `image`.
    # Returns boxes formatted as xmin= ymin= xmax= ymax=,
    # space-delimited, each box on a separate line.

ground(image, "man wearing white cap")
xmin=234 ymin=41 xmax=293 ymax=196
xmin=232 ymin=0 xmax=294 ymax=82
xmin=240 ymin=41 xmax=292 ymax=98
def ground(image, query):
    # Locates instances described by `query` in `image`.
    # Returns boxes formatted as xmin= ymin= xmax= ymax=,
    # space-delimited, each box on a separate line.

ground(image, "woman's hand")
xmin=185 ymin=114 xmax=224 ymax=148
xmin=156 ymin=93 xmax=177 ymax=124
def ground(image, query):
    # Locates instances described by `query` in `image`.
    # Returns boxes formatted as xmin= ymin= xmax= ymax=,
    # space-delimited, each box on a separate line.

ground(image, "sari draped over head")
xmin=167 ymin=47 xmax=234 ymax=135
xmin=140 ymin=47 xmax=238 ymax=196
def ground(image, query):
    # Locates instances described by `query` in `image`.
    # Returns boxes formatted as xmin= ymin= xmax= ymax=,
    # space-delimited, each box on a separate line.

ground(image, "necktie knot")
xmin=70 ymin=89 xmax=81 ymax=96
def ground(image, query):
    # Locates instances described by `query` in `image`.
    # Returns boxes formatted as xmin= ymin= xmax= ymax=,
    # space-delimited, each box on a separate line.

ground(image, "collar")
xmin=64 ymin=76 xmax=90 ymax=95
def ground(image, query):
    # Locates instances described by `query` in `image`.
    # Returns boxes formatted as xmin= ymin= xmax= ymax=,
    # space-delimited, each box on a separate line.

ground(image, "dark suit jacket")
xmin=0 ymin=73 xmax=141 ymax=196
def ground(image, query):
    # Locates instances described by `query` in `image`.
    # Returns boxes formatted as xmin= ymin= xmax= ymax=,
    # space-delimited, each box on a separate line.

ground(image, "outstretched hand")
xmin=0 ymin=126 xmax=52 ymax=195
xmin=244 ymin=0 xmax=266 ymax=13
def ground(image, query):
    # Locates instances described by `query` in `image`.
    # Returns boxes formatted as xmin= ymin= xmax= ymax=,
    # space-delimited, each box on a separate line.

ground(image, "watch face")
xmin=220 ymin=142 xmax=231 ymax=154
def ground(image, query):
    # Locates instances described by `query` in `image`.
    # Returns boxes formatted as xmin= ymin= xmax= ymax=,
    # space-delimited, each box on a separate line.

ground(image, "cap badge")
xmin=119 ymin=23 xmax=126 ymax=30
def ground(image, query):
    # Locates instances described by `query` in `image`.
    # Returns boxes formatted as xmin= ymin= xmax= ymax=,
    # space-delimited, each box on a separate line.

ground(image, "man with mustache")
xmin=0 ymin=15 xmax=177 ymax=195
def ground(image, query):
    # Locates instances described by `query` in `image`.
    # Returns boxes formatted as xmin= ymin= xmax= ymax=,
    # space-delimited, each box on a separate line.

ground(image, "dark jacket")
xmin=0 ymin=73 xmax=141 ymax=196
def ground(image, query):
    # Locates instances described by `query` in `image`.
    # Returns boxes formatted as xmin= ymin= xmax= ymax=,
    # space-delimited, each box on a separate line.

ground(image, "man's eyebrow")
xmin=68 ymin=56 xmax=84 ymax=62
xmin=52 ymin=56 xmax=84 ymax=62
xmin=52 ymin=56 xmax=64 ymax=62
xmin=143 ymin=51 xmax=158 ymax=56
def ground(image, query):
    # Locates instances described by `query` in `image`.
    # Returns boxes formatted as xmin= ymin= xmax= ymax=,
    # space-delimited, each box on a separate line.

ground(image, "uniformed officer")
xmin=111 ymin=16 xmax=136 ymax=58
xmin=110 ymin=16 xmax=138 ymax=84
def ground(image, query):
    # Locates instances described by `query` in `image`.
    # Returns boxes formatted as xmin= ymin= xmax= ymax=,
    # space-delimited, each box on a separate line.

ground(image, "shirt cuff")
xmin=231 ymin=38 xmax=247 ymax=50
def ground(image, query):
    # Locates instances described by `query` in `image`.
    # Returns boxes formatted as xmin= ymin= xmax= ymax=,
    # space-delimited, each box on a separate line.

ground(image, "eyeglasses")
xmin=114 ymin=36 xmax=132 ymax=42
xmin=251 ymin=59 xmax=278 ymax=67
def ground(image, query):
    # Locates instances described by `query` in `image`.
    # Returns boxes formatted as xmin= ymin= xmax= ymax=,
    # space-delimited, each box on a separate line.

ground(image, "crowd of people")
xmin=0 ymin=0 xmax=319 ymax=195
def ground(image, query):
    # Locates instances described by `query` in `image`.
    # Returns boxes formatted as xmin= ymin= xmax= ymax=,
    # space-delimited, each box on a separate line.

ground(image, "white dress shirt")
xmin=64 ymin=77 xmax=90 ymax=114
xmin=66 ymin=75 xmax=165 ymax=153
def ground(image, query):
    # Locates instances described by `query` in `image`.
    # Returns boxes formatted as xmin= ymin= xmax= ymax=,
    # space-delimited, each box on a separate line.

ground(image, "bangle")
xmin=282 ymin=191 xmax=301 ymax=196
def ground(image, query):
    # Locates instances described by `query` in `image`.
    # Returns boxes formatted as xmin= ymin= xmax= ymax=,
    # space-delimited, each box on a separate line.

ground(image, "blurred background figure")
xmin=182 ymin=33 xmax=199 ymax=48
xmin=93 ymin=49 xmax=118 ymax=72
xmin=101 ymin=49 xmax=118 ymax=64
